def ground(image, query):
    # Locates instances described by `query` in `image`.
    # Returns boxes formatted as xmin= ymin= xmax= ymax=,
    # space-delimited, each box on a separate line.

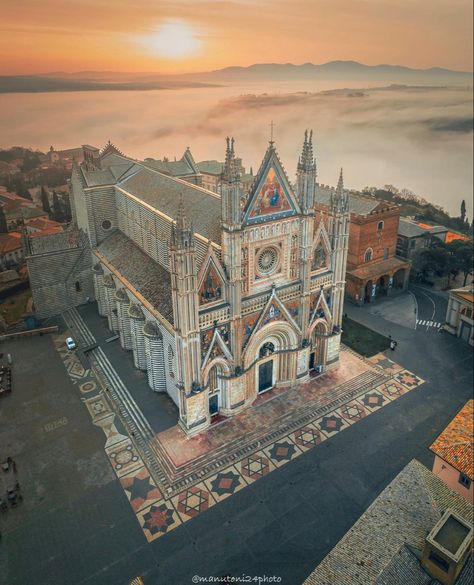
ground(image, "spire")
xmin=336 ymin=167 xmax=344 ymax=195
xmin=330 ymin=167 xmax=349 ymax=215
xmin=222 ymin=136 xmax=239 ymax=183
xmin=171 ymin=194 xmax=193 ymax=248
xmin=297 ymin=129 xmax=316 ymax=174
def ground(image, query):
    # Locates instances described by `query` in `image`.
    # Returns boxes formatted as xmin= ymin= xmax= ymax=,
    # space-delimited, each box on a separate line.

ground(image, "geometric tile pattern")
xmin=120 ymin=467 xmax=162 ymax=512
xmin=54 ymin=330 xmax=425 ymax=543
xmin=176 ymin=485 xmax=211 ymax=518
xmin=294 ymin=426 xmax=324 ymax=449
xmin=393 ymin=370 xmax=424 ymax=389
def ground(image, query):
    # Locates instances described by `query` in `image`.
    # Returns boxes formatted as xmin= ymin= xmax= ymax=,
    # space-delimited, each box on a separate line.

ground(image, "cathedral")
xmin=57 ymin=133 xmax=349 ymax=435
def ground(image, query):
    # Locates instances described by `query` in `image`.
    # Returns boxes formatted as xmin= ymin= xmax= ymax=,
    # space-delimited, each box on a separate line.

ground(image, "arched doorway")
xmin=257 ymin=342 xmax=275 ymax=393
xmin=365 ymin=280 xmax=373 ymax=303
xmin=244 ymin=321 xmax=299 ymax=399
xmin=376 ymin=275 xmax=390 ymax=297
xmin=205 ymin=361 xmax=228 ymax=417
xmin=309 ymin=321 xmax=328 ymax=375
xmin=393 ymin=268 xmax=406 ymax=290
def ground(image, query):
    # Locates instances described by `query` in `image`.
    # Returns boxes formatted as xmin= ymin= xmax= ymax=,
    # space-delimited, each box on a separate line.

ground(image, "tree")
xmin=413 ymin=247 xmax=451 ymax=283
xmin=461 ymin=199 xmax=466 ymax=223
xmin=0 ymin=206 xmax=8 ymax=233
xmin=40 ymin=186 xmax=51 ymax=214
xmin=51 ymin=190 xmax=64 ymax=222
xmin=446 ymin=240 xmax=474 ymax=286
xmin=17 ymin=184 xmax=32 ymax=201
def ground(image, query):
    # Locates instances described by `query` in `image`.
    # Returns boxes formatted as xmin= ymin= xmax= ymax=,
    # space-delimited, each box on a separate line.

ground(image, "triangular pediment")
xmin=197 ymin=247 xmax=227 ymax=306
xmin=202 ymin=328 xmax=233 ymax=368
xmin=244 ymin=289 xmax=300 ymax=350
xmin=309 ymin=288 xmax=332 ymax=326
xmin=243 ymin=148 xmax=300 ymax=225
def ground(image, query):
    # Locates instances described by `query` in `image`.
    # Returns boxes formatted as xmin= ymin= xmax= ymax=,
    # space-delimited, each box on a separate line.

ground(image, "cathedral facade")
xmin=67 ymin=135 xmax=349 ymax=435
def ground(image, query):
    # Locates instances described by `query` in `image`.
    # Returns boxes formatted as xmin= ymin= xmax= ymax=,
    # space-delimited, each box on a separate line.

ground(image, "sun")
xmin=140 ymin=20 xmax=202 ymax=59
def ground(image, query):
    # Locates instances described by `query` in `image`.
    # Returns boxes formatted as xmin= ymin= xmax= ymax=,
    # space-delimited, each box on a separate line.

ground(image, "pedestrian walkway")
xmin=416 ymin=319 xmax=443 ymax=330
xmin=54 ymin=316 xmax=426 ymax=545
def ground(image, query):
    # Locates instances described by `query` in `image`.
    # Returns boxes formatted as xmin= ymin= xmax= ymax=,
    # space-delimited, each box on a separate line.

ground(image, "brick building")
xmin=315 ymin=187 xmax=410 ymax=304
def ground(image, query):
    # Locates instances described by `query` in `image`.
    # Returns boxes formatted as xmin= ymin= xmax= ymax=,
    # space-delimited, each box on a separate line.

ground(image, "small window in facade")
xmin=364 ymin=248 xmax=373 ymax=263
xmin=384 ymin=248 xmax=389 ymax=260
xmin=75 ymin=281 xmax=81 ymax=292
xmin=410 ymin=240 xmax=416 ymax=249
xmin=101 ymin=219 xmax=112 ymax=230
xmin=377 ymin=220 xmax=384 ymax=231
xmin=459 ymin=472 xmax=471 ymax=489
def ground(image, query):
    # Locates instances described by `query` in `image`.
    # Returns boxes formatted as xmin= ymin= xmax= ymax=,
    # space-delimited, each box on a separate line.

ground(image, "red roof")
xmin=430 ymin=400 xmax=474 ymax=479
xmin=0 ymin=232 xmax=22 ymax=254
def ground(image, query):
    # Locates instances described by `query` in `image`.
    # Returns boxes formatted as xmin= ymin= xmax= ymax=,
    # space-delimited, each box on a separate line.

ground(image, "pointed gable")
xmin=243 ymin=288 xmax=300 ymax=349
xmin=197 ymin=246 xmax=227 ymax=306
xmin=202 ymin=327 xmax=233 ymax=368
xmin=100 ymin=140 xmax=125 ymax=159
xmin=243 ymin=147 xmax=300 ymax=225
xmin=309 ymin=288 xmax=332 ymax=325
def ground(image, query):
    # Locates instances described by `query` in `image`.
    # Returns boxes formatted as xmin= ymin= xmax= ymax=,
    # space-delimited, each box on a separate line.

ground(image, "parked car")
xmin=65 ymin=337 xmax=77 ymax=350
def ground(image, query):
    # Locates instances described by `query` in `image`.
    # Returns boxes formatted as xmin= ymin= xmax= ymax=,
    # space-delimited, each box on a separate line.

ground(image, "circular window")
xmin=102 ymin=219 xmax=112 ymax=230
xmin=257 ymin=247 xmax=279 ymax=276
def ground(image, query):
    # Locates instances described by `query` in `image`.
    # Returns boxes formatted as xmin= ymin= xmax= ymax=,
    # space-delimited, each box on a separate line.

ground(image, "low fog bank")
xmin=0 ymin=82 xmax=472 ymax=217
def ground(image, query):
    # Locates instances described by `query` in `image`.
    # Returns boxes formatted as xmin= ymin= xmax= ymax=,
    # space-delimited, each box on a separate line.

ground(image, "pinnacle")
xmin=336 ymin=168 xmax=344 ymax=194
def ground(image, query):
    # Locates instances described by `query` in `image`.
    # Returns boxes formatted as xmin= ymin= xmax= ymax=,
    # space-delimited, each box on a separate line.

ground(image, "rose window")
xmin=257 ymin=247 xmax=279 ymax=276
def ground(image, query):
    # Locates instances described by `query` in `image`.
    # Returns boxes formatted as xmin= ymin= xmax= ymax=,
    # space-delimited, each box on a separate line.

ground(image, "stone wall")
xmin=26 ymin=229 xmax=94 ymax=319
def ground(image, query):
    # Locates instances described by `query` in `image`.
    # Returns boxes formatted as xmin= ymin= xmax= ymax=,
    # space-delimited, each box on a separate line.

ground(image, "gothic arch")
xmin=203 ymin=357 xmax=232 ymax=415
xmin=308 ymin=319 xmax=329 ymax=369
xmin=243 ymin=320 xmax=299 ymax=369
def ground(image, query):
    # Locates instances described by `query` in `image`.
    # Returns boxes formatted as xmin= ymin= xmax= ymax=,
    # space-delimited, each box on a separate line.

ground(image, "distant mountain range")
xmin=196 ymin=61 xmax=473 ymax=83
xmin=1 ymin=61 xmax=472 ymax=93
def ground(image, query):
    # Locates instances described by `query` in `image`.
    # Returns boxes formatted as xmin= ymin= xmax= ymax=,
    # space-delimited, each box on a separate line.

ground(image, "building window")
xmin=377 ymin=220 xmax=384 ymax=231
xmin=384 ymin=248 xmax=389 ymax=260
xmin=101 ymin=219 xmax=112 ymax=230
xmin=410 ymin=240 xmax=416 ymax=249
xmin=364 ymin=248 xmax=373 ymax=263
xmin=459 ymin=472 xmax=471 ymax=489
xmin=461 ymin=307 xmax=473 ymax=319
xmin=168 ymin=346 xmax=175 ymax=378
xmin=75 ymin=281 xmax=81 ymax=292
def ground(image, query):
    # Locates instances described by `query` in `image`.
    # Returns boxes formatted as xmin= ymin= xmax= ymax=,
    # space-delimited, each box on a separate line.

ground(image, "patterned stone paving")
xmin=54 ymin=330 xmax=425 ymax=543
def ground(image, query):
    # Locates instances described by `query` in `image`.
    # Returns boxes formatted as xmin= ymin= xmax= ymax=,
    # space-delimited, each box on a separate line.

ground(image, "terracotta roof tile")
xmin=430 ymin=400 xmax=474 ymax=479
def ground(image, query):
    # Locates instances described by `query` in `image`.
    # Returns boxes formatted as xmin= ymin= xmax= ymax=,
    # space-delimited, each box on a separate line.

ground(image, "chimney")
xmin=421 ymin=509 xmax=473 ymax=585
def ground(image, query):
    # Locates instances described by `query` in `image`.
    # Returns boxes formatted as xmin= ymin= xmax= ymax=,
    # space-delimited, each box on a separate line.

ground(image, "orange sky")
xmin=1 ymin=0 xmax=472 ymax=74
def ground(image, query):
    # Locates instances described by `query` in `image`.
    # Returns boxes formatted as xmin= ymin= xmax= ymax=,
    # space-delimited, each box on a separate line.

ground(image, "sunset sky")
xmin=1 ymin=0 xmax=472 ymax=75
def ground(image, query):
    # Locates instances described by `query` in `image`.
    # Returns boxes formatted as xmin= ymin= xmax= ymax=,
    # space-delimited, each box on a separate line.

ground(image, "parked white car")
xmin=65 ymin=337 xmax=77 ymax=350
